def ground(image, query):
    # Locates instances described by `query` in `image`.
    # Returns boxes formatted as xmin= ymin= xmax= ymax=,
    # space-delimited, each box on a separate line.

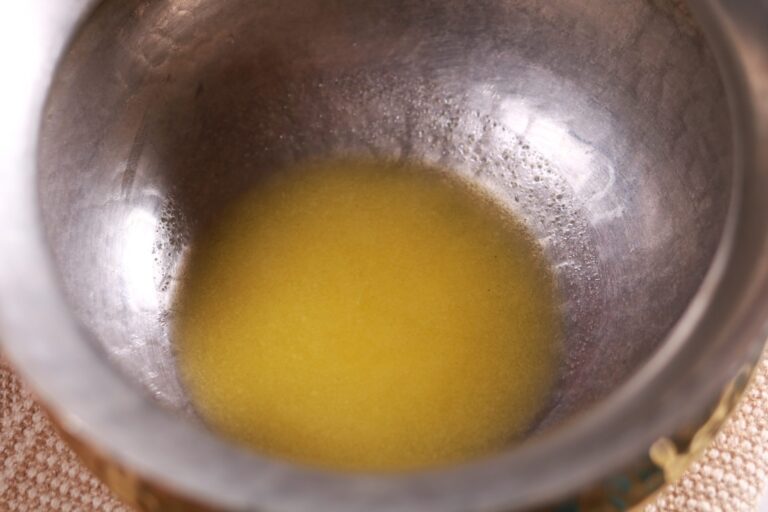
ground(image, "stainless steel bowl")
xmin=1 ymin=0 xmax=768 ymax=510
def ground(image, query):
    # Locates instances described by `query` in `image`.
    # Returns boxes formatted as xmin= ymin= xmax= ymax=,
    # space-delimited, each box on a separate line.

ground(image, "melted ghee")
xmin=174 ymin=159 xmax=561 ymax=471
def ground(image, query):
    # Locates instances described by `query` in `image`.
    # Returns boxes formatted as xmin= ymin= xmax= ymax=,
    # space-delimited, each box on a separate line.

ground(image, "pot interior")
xmin=38 ymin=0 xmax=732 ymax=462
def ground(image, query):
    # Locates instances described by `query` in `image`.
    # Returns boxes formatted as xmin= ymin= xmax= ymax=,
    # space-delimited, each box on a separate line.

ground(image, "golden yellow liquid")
xmin=175 ymin=159 xmax=561 ymax=471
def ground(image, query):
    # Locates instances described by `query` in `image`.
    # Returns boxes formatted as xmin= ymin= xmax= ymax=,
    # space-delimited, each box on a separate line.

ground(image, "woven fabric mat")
xmin=2 ymin=356 xmax=768 ymax=512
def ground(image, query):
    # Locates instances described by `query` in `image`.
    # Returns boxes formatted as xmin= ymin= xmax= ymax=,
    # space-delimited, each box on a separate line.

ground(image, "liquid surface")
xmin=175 ymin=159 xmax=561 ymax=471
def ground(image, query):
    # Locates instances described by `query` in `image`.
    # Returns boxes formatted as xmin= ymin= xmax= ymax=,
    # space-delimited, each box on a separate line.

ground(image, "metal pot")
xmin=1 ymin=0 xmax=767 ymax=510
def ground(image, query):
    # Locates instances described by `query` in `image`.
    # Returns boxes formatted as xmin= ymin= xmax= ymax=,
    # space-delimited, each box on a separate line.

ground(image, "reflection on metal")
xmin=3 ymin=0 xmax=768 ymax=509
xmin=122 ymin=208 xmax=160 ymax=311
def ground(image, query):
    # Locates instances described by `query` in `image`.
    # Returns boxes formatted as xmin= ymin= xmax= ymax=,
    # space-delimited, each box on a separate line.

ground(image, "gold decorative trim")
xmin=649 ymin=364 xmax=752 ymax=484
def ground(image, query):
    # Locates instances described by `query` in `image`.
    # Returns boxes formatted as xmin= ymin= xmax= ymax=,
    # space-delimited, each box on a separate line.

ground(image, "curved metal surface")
xmin=39 ymin=0 xmax=731 ymax=429
xmin=0 ymin=0 xmax=767 ymax=510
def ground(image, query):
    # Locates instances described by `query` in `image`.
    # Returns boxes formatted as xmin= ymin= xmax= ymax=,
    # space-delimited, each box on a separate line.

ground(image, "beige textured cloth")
xmin=0 ymin=360 xmax=128 ymax=512
xmin=2 ymin=356 xmax=768 ymax=512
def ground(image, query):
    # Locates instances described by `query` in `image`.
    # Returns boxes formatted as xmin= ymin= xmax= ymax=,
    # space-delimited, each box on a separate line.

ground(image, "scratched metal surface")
xmin=8 ymin=0 xmax=768 ymax=510
xmin=39 ymin=0 xmax=731 ymax=426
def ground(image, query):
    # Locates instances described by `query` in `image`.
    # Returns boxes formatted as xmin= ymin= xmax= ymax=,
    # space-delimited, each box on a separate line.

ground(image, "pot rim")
xmin=1 ymin=1 xmax=767 ymax=510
